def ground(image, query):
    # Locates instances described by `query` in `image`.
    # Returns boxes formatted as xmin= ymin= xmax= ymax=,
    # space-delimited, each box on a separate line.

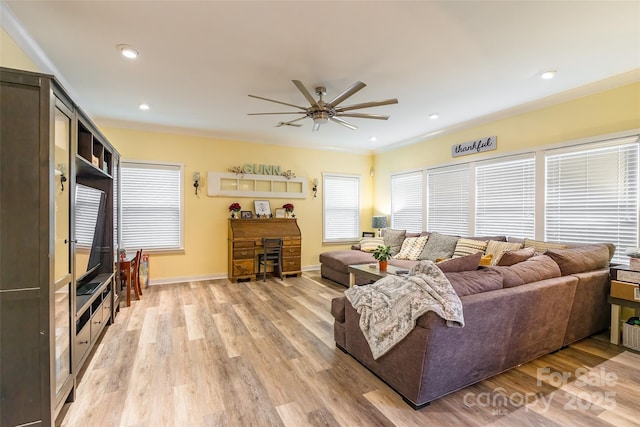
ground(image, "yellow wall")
xmin=0 ymin=28 xmax=39 ymax=72
xmin=100 ymin=126 xmax=373 ymax=282
xmin=373 ymin=82 xmax=640 ymax=216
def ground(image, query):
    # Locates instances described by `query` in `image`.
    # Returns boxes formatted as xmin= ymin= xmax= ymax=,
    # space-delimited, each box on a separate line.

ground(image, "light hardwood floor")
xmin=59 ymin=272 xmax=640 ymax=427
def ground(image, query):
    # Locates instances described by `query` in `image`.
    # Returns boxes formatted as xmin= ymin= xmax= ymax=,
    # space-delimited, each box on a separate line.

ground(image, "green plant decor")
xmin=372 ymin=245 xmax=393 ymax=262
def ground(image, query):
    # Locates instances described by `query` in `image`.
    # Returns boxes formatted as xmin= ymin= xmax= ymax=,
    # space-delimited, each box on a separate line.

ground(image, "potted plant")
xmin=372 ymin=245 xmax=392 ymax=271
xmin=283 ymin=203 xmax=295 ymax=218
xmin=228 ymin=202 xmax=241 ymax=218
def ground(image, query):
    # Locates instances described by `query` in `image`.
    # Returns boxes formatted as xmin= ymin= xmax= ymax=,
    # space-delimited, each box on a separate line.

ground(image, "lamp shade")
xmin=371 ymin=216 xmax=388 ymax=229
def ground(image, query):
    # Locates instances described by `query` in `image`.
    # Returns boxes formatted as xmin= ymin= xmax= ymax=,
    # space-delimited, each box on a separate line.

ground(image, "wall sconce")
xmin=193 ymin=171 xmax=200 ymax=195
xmin=55 ymin=163 xmax=67 ymax=191
xmin=312 ymin=178 xmax=318 ymax=198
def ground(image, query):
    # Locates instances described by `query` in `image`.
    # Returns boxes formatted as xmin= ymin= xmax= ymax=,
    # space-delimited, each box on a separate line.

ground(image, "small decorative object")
xmin=372 ymin=245 xmax=392 ymax=271
xmin=241 ymin=210 xmax=252 ymax=219
xmin=283 ymin=203 xmax=294 ymax=218
xmin=275 ymin=208 xmax=286 ymax=218
xmin=254 ymin=200 xmax=271 ymax=216
xmin=228 ymin=202 xmax=241 ymax=218
xmin=228 ymin=165 xmax=244 ymax=175
xmin=281 ymin=169 xmax=296 ymax=180
xmin=625 ymin=248 xmax=640 ymax=271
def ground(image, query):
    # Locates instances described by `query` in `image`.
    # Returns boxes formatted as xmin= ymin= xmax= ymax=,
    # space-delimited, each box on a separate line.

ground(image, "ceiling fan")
xmin=248 ymin=80 xmax=398 ymax=131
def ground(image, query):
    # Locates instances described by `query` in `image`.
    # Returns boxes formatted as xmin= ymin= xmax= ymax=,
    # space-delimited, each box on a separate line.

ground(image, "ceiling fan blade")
xmin=336 ymin=113 xmax=390 ymax=120
xmin=292 ymin=80 xmax=319 ymax=107
xmin=336 ymin=98 xmax=399 ymax=112
xmin=276 ymin=116 xmax=306 ymax=127
xmin=247 ymin=112 xmax=306 ymax=115
xmin=328 ymin=81 xmax=366 ymax=107
xmin=330 ymin=117 xmax=357 ymax=130
xmin=248 ymin=94 xmax=307 ymax=111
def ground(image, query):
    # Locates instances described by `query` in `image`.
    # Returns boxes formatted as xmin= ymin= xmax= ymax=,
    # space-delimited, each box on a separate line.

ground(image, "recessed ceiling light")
xmin=139 ymin=103 xmax=150 ymax=111
xmin=429 ymin=113 xmax=439 ymax=120
xmin=117 ymin=44 xmax=139 ymax=59
xmin=540 ymin=69 xmax=557 ymax=80
xmin=370 ymin=136 xmax=377 ymax=142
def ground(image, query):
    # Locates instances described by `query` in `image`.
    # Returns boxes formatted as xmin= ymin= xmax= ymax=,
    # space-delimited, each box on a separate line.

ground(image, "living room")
xmin=2 ymin=1 xmax=640 ymax=426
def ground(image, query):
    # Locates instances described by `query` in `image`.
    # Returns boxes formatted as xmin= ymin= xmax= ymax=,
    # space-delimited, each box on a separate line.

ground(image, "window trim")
xmin=120 ymin=160 xmax=185 ymax=253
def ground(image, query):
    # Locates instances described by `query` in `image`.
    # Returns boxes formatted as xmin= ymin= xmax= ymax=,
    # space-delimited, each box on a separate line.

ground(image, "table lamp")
xmin=371 ymin=215 xmax=388 ymax=237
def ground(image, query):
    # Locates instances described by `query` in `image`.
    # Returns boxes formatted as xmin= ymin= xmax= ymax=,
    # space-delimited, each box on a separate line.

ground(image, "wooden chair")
xmin=123 ymin=249 xmax=142 ymax=306
xmin=257 ymin=238 xmax=283 ymax=282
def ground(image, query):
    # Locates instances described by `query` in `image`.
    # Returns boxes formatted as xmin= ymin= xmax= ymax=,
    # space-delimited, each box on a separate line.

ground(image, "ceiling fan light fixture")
xmin=312 ymin=111 xmax=330 ymax=125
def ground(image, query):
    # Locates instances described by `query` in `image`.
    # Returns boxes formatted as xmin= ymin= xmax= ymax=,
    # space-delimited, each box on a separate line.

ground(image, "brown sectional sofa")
xmin=329 ymin=242 xmax=614 ymax=408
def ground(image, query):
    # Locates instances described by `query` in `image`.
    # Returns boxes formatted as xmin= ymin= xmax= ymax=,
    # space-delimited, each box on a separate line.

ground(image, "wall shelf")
xmin=207 ymin=172 xmax=307 ymax=199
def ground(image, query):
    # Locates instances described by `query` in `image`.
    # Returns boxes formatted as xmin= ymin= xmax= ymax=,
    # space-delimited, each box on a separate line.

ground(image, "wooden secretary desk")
xmin=227 ymin=218 xmax=302 ymax=282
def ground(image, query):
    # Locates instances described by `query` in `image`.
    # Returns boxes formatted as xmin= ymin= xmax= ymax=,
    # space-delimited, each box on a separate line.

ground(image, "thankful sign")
xmin=452 ymin=136 xmax=497 ymax=158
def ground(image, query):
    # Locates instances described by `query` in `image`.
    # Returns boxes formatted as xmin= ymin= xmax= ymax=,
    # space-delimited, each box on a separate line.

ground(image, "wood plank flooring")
xmin=59 ymin=272 xmax=640 ymax=426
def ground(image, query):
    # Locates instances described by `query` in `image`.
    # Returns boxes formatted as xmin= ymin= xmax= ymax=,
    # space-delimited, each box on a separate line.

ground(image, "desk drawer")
xmin=233 ymin=259 xmax=254 ymax=276
xmin=234 ymin=248 xmax=255 ymax=259
xmin=282 ymin=246 xmax=301 ymax=257
xmin=234 ymin=241 xmax=255 ymax=249
xmin=282 ymin=257 xmax=301 ymax=272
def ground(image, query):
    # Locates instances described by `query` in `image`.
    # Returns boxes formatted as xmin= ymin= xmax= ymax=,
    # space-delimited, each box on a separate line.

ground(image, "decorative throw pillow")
xmin=452 ymin=238 xmax=488 ymax=258
xmin=523 ymin=238 xmax=568 ymax=254
xmin=393 ymin=236 xmax=429 ymax=260
xmin=496 ymin=246 xmax=536 ymax=266
xmin=382 ymin=229 xmax=406 ymax=256
xmin=485 ymin=240 xmax=524 ymax=265
xmin=419 ymin=232 xmax=459 ymax=261
xmin=359 ymin=237 xmax=385 ymax=252
xmin=437 ymin=251 xmax=482 ymax=273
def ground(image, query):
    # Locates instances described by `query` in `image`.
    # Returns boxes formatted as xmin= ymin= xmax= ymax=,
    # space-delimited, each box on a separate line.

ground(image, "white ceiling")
xmin=3 ymin=1 xmax=639 ymax=153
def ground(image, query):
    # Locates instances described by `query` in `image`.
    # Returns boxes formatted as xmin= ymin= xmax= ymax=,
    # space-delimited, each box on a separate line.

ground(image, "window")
xmin=427 ymin=166 xmax=469 ymax=235
xmin=391 ymin=171 xmax=423 ymax=233
xmin=475 ymin=155 xmax=535 ymax=238
xmin=120 ymin=161 xmax=183 ymax=251
xmin=323 ymin=173 xmax=360 ymax=242
xmin=546 ymin=136 xmax=639 ymax=263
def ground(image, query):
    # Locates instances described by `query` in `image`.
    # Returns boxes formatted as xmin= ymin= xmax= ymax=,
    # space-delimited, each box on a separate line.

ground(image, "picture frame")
xmin=362 ymin=231 xmax=376 ymax=237
xmin=240 ymin=210 xmax=253 ymax=219
xmin=254 ymin=200 xmax=271 ymax=217
xmin=275 ymin=208 xmax=286 ymax=218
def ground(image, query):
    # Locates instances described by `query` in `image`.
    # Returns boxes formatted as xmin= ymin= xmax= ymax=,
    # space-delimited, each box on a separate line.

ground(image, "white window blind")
xmin=323 ymin=173 xmax=360 ymax=242
xmin=427 ymin=166 xmax=469 ymax=235
xmin=121 ymin=161 xmax=183 ymax=251
xmin=75 ymin=184 xmax=104 ymax=248
xmin=476 ymin=155 xmax=535 ymax=238
xmin=546 ymin=136 xmax=639 ymax=263
xmin=391 ymin=171 xmax=423 ymax=233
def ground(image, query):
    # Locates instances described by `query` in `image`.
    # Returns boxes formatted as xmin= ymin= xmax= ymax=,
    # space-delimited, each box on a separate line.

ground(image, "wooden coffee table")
xmin=347 ymin=263 xmax=409 ymax=287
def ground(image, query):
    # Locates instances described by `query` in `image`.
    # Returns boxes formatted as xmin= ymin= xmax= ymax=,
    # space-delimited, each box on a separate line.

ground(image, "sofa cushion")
xmin=383 ymin=229 xmax=406 ymax=256
xmin=485 ymin=240 xmax=524 ymax=265
xmin=359 ymin=237 xmax=385 ymax=252
xmin=496 ymin=247 xmax=536 ymax=266
xmin=318 ymin=250 xmax=376 ymax=273
xmin=465 ymin=235 xmax=507 ymax=242
xmin=545 ymin=244 xmax=611 ymax=276
xmin=437 ymin=252 xmax=482 ymax=273
xmin=491 ymin=255 xmax=561 ymax=288
xmin=452 ymin=238 xmax=488 ymax=258
xmin=524 ymin=238 xmax=568 ymax=254
xmin=394 ymin=235 xmax=429 ymax=260
xmin=444 ymin=269 xmax=503 ymax=297
xmin=419 ymin=232 xmax=459 ymax=261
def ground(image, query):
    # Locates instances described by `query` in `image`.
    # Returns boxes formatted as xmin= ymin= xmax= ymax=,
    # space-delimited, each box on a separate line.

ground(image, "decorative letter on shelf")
xmin=207 ymin=172 xmax=307 ymax=199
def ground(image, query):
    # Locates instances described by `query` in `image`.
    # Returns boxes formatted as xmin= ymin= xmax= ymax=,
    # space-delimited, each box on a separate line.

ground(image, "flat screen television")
xmin=74 ymin=183 xmax=107 ymax=285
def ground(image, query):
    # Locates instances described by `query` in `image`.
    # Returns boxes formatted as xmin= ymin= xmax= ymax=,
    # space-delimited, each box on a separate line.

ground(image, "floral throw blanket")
xmin=345 ymin=260 xmax=464 ymax=360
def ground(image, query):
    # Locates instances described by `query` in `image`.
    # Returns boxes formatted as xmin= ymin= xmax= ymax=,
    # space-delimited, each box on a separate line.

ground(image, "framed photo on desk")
xmin=254 ymin=200 xmax=271 ymax=217
xmin=240 ymin=210 xmax=252 ymax=219
xmin=275 ymin=208 xmax=286 ymax=218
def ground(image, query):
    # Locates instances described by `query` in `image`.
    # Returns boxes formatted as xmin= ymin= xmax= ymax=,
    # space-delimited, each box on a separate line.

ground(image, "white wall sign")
xmin=452 ymin=136 xmax=497 ymax=158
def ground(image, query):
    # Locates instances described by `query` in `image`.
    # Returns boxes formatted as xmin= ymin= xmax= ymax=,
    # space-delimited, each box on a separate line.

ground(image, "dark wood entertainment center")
xmin=0 ymin=67 xmax=120 ymax=426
